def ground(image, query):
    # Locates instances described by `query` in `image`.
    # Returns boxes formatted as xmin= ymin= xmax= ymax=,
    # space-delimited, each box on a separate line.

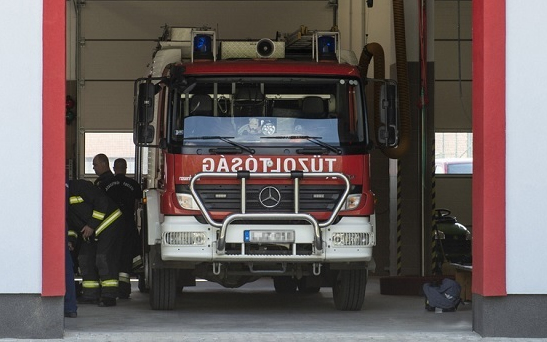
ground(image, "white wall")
xmin=338 ymin=0 xmax=395 ymax=78
xmin=0 ymin=2 xmax=43 ymax=293
xmin=506 ymin=0 xmax=547 ymax=294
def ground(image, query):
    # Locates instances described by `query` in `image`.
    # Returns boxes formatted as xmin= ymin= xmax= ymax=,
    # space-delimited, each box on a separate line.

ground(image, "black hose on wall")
xmin=359 ymin=0 xmax=411 ymax=159
xmin=389 ymin=0 xmax=412 ymax=159
xmin=358 ymin=42 xmax=385 ymax=151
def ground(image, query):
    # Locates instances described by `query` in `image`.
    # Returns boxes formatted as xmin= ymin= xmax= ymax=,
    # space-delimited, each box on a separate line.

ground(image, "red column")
xmin=472 ymin=0 xmax=507 ymax=296
xmin=42 ymin=0 xmax=66 ymax=296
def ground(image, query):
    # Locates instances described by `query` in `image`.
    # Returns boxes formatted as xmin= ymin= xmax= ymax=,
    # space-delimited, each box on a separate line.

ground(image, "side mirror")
xmin=377 ymin=81 xmax=399 ymax=147
xmin=134 ymin=80 xmax=157 ymax=145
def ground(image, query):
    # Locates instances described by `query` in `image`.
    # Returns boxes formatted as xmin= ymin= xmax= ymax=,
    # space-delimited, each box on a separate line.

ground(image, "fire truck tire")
xmin=273 ymin=276 xmax=297 ymax=293
xmin=139 ymin=207 xmax=150 ymax=294
xmin=149 ymin=268 xmax=177 ymax=310
xmin=332 ymin=269 xmax=367 ymax=311
xmin=138 ymin=274 xmax=149 ymax=293
xmin=297 ymin=277 xmax=321 ymax=294
xmin=138 ymin=252 xmax=150 ymax=293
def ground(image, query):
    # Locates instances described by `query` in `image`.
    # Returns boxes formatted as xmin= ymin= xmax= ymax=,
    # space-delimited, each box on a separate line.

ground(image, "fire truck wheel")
xmin=332 ymin=269 xmax=367 ymax=311
xmin=149 ymin=268 xmax=177 ymax=310
xmin=138 ymin=274 xmax=149 ymax=293
xmin=273 ymin=276 xmax=297 ymax=293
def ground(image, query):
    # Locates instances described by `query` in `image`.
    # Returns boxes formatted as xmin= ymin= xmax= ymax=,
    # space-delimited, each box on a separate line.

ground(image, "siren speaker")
xmin=256 ymin=38 xmax=275 ymax=58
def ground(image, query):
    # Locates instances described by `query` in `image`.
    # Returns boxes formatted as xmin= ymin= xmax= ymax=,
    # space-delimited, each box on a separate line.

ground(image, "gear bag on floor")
xmin=423 ymin=278 xmax=462 ymax=312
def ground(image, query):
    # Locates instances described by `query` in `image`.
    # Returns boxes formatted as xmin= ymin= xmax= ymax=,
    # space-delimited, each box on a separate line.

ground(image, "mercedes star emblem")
xmin=258 ymin=186 xmax=281 ymax=208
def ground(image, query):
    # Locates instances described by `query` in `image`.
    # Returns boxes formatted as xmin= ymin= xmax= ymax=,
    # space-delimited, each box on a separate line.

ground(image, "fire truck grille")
xmin=193 ymin=184 xmax=346 ymax=212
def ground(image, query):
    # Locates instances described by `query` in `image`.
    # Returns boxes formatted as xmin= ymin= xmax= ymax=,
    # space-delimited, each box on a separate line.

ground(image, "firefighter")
xmin=93 ymin=154 xmax=141 ymax=299
xmin=93 ymin=153 xmax=117 ymax=191
xmin=65 ymin=223 xmax=78 ymax=317
xmin=67 ymin=179 xmax=122 ymax=307
xmin=113 ymin=158 xmax=143 ymax=275
xmin=65 ymin=181 xmax=78 ymax=318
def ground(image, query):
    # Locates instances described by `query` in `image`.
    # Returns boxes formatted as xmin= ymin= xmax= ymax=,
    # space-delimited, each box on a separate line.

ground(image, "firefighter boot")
xmin=78 ymin=279 xmax=100 ymax=304
xmin=118 ymin=272 xmax=132 ymax=299
xmin=98 ymin=297 xmax=117 ymax=307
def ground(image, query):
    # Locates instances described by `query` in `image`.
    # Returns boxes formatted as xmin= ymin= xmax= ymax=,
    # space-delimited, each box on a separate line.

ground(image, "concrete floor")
xmin=16 ymin=277 xmax=545 ymax=342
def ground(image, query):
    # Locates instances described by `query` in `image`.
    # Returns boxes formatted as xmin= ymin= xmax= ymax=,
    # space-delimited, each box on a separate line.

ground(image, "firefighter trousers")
xmin=78 ymin=218 xmax=122 ymax=300
xmin=118 ymin=218 xmax=140 ymax=298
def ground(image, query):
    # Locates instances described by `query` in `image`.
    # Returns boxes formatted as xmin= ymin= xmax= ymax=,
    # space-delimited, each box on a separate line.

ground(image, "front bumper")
xmin=160 ymin=215 xmax=374 ymax=263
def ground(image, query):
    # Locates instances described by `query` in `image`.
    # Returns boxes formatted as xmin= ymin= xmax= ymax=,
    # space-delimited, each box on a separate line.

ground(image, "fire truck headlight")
xmin=342 ymin=194 xmax=361 ymax=211
xmin=176 ymin=193 xmax=200 ymax=211
xmin=332 ymin=233 xmax=370 ymax=246
xmin=164 ymin=232 xmax=207 ymax=246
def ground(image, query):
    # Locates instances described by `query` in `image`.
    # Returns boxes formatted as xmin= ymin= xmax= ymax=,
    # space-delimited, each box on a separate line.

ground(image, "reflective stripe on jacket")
xmin=67 ymin=179 xmax=122 ymax=236
xmin=95 ymin=209 xmax=121 ymax=236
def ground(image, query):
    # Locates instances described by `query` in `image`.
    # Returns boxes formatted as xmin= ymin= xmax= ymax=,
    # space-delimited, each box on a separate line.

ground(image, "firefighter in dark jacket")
xmin=93 ymin=153 xmax=141 ymax=299
xmin=67 ymin=178 xmax=122 ymax=307
xmin=113 ymin=158 xmax=143 ymax=275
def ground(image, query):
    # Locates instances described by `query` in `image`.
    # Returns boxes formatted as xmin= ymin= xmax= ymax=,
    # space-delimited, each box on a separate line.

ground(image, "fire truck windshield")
xmin=168 ymin=77 xmax=369 ymax=152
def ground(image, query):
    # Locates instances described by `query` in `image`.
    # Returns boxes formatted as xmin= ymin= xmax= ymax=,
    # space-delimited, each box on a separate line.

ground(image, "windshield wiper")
xmin=184 ymin=136 xmax=255 ymax=154
xmin=261 ymin=135 xmax=342 ymax=155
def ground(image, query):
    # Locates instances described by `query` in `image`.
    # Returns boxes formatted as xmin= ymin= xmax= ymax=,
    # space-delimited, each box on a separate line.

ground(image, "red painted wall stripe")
xmin=472 ymin=0 xmax=507 ymax=296
xmin=42 ymin=0 xmax=66 ymax=296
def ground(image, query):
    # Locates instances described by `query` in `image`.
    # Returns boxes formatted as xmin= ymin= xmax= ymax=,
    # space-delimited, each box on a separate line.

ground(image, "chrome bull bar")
xmin=189 ymin=171 xmax=350 ymax=253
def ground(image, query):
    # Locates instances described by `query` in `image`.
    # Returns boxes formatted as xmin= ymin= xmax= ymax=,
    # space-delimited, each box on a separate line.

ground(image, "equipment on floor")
xmin=423 ymin=278 xmax=462 ymax=312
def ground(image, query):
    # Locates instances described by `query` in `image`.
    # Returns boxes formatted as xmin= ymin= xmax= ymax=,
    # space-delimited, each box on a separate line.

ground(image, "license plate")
xmin=244 ymin=230 xmax=295 ymax=243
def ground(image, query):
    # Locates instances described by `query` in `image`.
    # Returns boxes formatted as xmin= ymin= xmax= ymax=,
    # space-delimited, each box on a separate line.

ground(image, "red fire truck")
xmin=133 ymin=26 xmax=400 ymax=311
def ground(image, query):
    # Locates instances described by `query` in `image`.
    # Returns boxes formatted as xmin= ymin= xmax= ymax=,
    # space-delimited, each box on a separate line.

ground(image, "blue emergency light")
xmin=193 ymin=34 xmax=213 ymax=60
xmin=317 ymin=36 xmax=336 ymax=60
xmin=191 ymin=29 xmax=216 ymax=61
xmin=318 ymin=36 xmax=335 ymax=54
xmin=313 ymin=31 xmax=340 ymax=62
xmin=194 ymin=35 xmax=211 ymax=53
